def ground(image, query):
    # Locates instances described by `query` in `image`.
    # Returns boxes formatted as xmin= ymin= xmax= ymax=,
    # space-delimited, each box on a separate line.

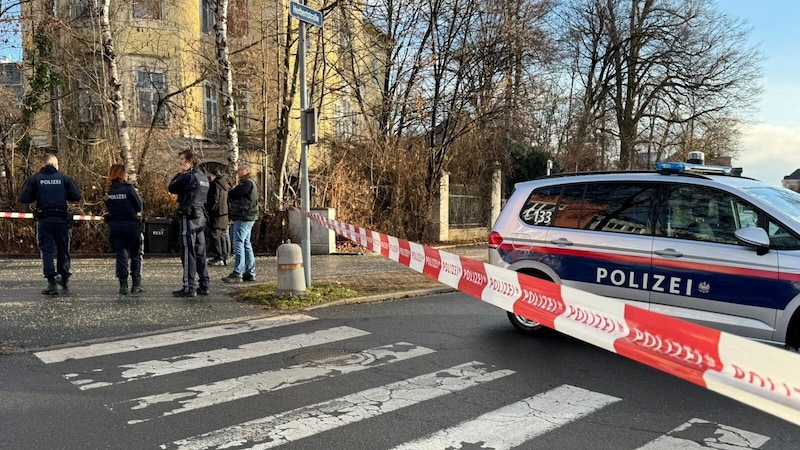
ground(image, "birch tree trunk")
xmin=214 ymin=0 xmax=240 ymax=179
xmin=98 ymin=0 xmax=136 ymax=182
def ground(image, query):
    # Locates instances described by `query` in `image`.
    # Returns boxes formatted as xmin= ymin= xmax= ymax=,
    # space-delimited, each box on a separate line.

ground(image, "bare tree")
xmin=97 ymin=0 xmax=134 ymax=181
xmin=213 ymin=0 xmax=240 ymax=179
xmin=561 ymin=0 xmax=762 ymax=169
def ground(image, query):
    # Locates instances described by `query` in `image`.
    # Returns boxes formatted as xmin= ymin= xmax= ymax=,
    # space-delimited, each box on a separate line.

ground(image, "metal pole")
xmin=299 ymin=17 xmax=312 ymax=287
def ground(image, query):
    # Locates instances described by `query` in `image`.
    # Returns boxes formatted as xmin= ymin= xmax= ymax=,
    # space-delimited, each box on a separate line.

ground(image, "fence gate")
xmin=448 ymin=183 xmax=488 ymax=228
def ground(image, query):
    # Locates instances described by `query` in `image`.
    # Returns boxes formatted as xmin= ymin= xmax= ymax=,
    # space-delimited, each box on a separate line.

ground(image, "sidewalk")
xmin=0 ymin=245 xmax=487 ymax=352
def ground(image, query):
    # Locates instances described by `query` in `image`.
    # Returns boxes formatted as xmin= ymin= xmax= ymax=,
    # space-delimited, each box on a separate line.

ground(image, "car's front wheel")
xmin=506 ymin=270 xmax=552 ymax=334
xmin=506 ymin=311 xmax=544 ymax=333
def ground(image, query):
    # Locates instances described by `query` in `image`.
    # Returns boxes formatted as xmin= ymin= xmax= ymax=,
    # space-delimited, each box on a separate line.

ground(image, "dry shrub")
xmin=0 ymin=219 xmax=37 ymax=255
xmin=311 ymin=141 xmax=374 ymax=228
xmin=312 ymin=138 xmax=436 ymax=242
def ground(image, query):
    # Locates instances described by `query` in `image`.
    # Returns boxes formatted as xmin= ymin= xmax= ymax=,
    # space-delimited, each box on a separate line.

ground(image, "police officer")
xmin=19 ymin=154 xmax=82 ymax=295
xmin=104 ymin=164 xmax=144 ymax=295
xmin=168 ymin=149 xmax=210 ymax=297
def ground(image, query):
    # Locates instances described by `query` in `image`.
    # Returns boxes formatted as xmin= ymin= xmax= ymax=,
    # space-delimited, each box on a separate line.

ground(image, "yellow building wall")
xmin=20 ymin=0 xmax=384 ymax=174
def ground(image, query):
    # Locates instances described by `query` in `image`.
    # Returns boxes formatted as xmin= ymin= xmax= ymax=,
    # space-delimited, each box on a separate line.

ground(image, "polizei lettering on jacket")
xmin=40 ymin=179 xmax=62 ymax=185
xmin=596 ymin=267 xmax=694 ymax=296
xmin=107 ymin=194 xmax=127 ymax=200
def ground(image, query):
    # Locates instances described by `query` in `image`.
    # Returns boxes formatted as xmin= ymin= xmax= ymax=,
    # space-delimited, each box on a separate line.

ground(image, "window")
xmin=202 ymin=0 xmax=216 ymax=34
xmin=334 ymin=99 xmax=356 ymax=138
xmin=204 ymin=82 xmax=219 ymax=133
xmin=234 ymin=85 xmax=252 ymax=131
xmin=133 ymin=0 xmax=162 ymax=20
xmin=520 ymin=185 xmax=561 ymax=227
xmin=77 ymin=78 xmax=102 ymax=123
xmin=580 ymin=183 xmax=654 ymax=235
xmin=660 ymin=185 xmax=746 ymax=244
xmin=136 ymin=69 xmax=167 ymax=126
xmin=553 ymin=184 xmax=585 ymax=228
xmin=71 ymin=0 xmax=93 ymax=19
xmin=526 ymin=182 xmax=655 ymax=235
xmin=767 ymin=220 xmax=800 ymax=250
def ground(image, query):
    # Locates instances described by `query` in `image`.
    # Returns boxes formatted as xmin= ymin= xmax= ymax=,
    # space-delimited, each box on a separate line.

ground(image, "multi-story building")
xmin=20 ymin=0 xmax=386 ymax=207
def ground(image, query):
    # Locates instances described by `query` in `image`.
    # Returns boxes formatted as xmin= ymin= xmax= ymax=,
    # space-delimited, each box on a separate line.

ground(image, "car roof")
xmin=514 ymin=171 xmax=769 ymax=190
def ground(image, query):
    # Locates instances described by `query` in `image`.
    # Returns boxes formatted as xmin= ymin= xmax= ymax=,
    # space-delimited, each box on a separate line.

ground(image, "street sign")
xmin=289 ymin=2 xmax=323 ymax=28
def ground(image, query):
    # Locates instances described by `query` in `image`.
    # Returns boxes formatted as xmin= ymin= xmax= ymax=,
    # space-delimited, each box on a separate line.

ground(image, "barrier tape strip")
xmin=1 ymin=212 xmax=106 ymax=221
xmin=298 ymin=209 xmax=800 ymax=427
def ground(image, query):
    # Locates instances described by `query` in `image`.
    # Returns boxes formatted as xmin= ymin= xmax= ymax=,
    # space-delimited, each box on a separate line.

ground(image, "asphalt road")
xmin=1 ymin=292 xmax=796 ymax=449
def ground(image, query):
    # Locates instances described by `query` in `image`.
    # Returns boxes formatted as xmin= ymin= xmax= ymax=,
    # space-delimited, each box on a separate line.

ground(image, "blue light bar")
xmin=655 ymin=161 xmax=686 ymax=172
xmin=655 ymin=161 xmax=732 ymax=175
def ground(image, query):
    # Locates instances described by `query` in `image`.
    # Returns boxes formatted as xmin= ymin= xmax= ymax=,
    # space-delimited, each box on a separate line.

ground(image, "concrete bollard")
xmin=275 ymin=242 xmax=307 ymax=296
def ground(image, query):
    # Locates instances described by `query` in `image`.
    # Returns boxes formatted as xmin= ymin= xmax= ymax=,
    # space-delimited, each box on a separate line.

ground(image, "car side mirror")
xmin=735 ymin=227 xmax=770 ymax=255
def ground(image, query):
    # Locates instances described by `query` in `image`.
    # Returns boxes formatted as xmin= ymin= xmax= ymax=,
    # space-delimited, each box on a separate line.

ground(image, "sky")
xmin=1 ymin=2 xmax=796 ymax=185
xmin=715 ymin=0 xmax=800 ymax=186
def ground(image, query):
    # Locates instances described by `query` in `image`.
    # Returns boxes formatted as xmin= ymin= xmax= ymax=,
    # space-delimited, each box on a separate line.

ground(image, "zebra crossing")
xmin=33 ymin=314 xmax=771 ymax=449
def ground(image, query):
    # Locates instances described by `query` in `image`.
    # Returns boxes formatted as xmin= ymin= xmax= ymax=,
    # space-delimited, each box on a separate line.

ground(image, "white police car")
xmin=488 ymin=161 xmax=800 ymax=350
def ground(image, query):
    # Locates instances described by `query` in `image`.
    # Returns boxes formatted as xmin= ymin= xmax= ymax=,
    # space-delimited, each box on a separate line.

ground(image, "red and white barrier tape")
xmin=0 ymin=212 xmax=105 ymax=221
xmin=299 ymin=209 xmax=800 ymax=427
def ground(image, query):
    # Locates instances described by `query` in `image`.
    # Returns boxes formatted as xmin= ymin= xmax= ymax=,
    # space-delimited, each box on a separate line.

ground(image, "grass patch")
xmin=236 ymin=281 xmax=361 ymax=310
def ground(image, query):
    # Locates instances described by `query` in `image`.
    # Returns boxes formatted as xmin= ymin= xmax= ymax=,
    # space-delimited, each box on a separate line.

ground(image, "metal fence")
xmin=449 ymin=183 xmax=489 ymax=228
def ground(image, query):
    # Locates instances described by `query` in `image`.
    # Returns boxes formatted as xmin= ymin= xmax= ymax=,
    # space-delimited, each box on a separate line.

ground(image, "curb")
xmin=303 ymin=286 xmax=456 ymax=310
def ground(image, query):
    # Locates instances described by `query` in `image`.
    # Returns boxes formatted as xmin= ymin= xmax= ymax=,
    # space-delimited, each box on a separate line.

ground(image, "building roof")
xmin=784 ymin=169 xmax=800 ymax=180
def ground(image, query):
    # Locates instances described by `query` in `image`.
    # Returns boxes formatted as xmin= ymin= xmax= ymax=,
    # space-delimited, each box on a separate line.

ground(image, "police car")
xmin=488 ymin=160 xmax=800 ymax=350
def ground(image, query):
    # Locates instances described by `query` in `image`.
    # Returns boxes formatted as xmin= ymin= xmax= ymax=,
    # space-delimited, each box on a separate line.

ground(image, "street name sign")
xmin=289 ymin=2 xmax=323 ymax=28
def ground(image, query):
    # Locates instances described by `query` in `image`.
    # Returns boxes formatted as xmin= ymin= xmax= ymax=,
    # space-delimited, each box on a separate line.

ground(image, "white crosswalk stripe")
xmin=114 ymin=342 xmax=435 ymax=424
xmin=36 ymin=320 xmax=772 ymax=449
xmin=64 ymin=325 xmax=370 ymax=390
xmin=34 ymin=314 xmax=316 ymax=364
xmin=636 ymin=418 xmax=770 ymax=449
xmin=162 ymin=361 xmax=515 ymax=450
xmin=390 ymin=384 xmax=621 ymax=450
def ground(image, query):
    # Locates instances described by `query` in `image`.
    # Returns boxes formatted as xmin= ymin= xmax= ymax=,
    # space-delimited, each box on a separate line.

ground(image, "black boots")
xmin=119 ymin=278 xmax=129 ymax=295
xmin=42 ymin=276 xmax=58 ymax=295
xmin=119 ymin=276 xmax=143 ymax=295
xmin=131 ymin=276 xmax=144 ymax=294
xmin=57 ymin=275 xmax=69 ymax=291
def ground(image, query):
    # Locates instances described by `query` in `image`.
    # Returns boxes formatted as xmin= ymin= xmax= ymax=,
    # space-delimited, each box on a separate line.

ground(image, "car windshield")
xmin=745 ymin=186 xmax=800 ymax=223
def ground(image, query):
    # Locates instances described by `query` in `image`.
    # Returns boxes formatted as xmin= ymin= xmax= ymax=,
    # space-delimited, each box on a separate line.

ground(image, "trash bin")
xmin=145 ymin=217 xmax=172 ymax=254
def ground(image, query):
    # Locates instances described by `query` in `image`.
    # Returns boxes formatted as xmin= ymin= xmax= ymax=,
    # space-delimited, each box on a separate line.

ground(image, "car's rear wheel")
xmin=506 ymin=270 xmax=552 ymax=334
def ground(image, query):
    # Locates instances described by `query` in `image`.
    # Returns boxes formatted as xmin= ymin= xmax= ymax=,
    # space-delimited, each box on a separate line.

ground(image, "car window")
xmin=553 ymin=184 xmax=585 ymax=228
xmin=580 ymin=183 xmax=654 ymax=234
xmin=535 ymin=182 xmax=654 ymax=234
xmin=767 ymin=220 xmax=800 ymax=250
xmin=660 ymin=185 xmax=755 ymax=245
xmin=519 ymin=185 xmax=561 ymax=226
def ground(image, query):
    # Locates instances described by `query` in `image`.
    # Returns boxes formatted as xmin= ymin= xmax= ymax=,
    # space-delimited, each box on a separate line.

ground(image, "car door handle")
xmin=550 ymin=238 xmax=573 ymax=246
xmin=655 ymin=248 xmax=683 ymax=257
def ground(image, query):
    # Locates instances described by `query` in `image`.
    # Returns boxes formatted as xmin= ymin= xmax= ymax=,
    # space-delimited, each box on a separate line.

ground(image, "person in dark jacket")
xmin=222 ymin=162 xmax=259 ymax=283
xmin=205 ymin=168 xmax=231 ymax=266
xmin=19 ymin=154 xmax=82 ymax=295
xmin=104 ymin=164 xmax=144 ymax=295
xmin=168 ymin=149 xmax=211 ymax=297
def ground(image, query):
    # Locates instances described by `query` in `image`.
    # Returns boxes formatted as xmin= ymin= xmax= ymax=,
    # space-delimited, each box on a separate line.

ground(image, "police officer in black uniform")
xmin=104 ymin=164 xmax=144 ymax=295
xmin=168 ymin=149 xmax=211 ymax=297
xmin=19 ymin=154 xmax=82 ymax=295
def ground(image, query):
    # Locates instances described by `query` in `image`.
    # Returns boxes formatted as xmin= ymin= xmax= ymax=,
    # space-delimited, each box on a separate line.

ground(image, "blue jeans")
xmin=230 ymin=220 xmax=255 ymax=276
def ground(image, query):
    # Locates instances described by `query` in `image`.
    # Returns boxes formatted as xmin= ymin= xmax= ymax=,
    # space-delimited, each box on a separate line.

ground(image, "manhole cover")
xmin=285 ymin=349 xmax=372 ymax=366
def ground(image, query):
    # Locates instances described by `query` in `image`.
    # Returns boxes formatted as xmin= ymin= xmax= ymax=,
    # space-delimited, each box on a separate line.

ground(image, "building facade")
xmin=20 ymin=0 xmax=386 ymax=207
